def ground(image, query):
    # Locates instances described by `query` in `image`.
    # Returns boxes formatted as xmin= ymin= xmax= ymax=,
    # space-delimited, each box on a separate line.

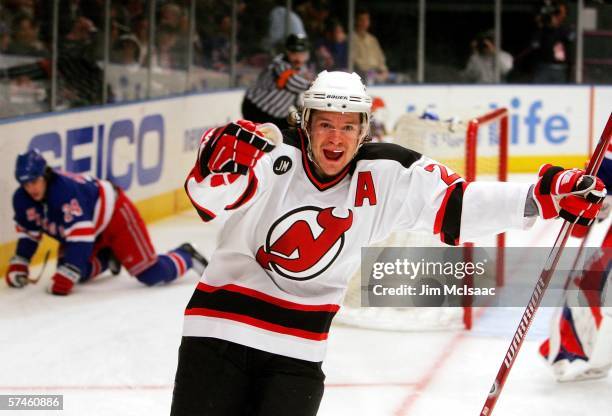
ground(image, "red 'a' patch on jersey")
xmin=354 ymin=171 xmax=377 ymax=207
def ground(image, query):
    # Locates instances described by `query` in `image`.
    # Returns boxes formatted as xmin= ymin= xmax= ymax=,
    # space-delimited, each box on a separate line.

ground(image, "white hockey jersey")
xmin=183 ymin=126 xmax=534 ymax=362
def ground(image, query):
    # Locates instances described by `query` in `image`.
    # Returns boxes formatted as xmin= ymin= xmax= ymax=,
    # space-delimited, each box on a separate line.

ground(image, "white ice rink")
xmin=2 ymin=198 xmax=611 ymax=415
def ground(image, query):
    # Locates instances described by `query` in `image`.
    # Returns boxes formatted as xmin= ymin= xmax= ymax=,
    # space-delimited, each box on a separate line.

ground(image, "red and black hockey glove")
xmin=199 ymin=120 xmax=279 ymax=177
xmin=571 ymin=195 xmax=612 ymax=238
xmin=5 ymin=256 xmax=29 ymax=288
xmin=48 ymin=263 xmax=81 ymax=296
xmin=534 ymin=164 xmax=606 ymax=227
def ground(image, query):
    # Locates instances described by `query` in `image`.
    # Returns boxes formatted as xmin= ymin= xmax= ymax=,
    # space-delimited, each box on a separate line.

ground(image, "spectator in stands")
xmin=97 ymin=17 xmax=129 ymax=61
xmin=297 ymin=0 xmax=330 ymax=45
xmin=264 ymin=0 xmax=306 ymax=54
xmin=351 ymin=8 xmax=388 ymax=84
xmin=203 ymin=14 xmax=232 ymax=72
xmin=315 ymin=19 xmax=348 ymax=71
xmin=61 ymin=16 xmax=98 ymax=53
xmin=233 ymin=1 xmax=268 ymax=68
xmin=159 ymin=1 xmax=188 ymax=42
xmin=58 ymin=16 xmax=109 ymax=107
xmin=159 ymin=2 xmax=184 ymax=29
xmin=132 ymin=15 xmax=150 ymax=66
xmin=529 ymin=0 xmax=574 ymax=83
xmin=5 ymin=12 xmax=47 ymax=57
xmin=462 ymin=30 xmax=513 ymax=83
xmin=159 ymin=2 xmax=191 ymax=63
xmin=81 ymin=0 xmax=122 ymax=31
xmin=155 ymin=24 xmax=185 ymax=69
xmin=1 ymin=0 xmax=38 ymax=28
xmin=111 ymin=33 xmax=141 ymax=66
xmin=0 ymin=21 xmax=10 ymax=52
xmin=125 ymin=0 xmax=145 ymax=19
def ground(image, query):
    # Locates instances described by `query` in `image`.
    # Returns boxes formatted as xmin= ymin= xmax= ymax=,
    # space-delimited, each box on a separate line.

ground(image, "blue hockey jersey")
xmin=13 ymin=170 xmax=117 ymax=274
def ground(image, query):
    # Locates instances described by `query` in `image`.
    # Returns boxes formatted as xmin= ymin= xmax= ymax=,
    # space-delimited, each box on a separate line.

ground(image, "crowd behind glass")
xmin=0 ymin=0 xmax=610 ymax=119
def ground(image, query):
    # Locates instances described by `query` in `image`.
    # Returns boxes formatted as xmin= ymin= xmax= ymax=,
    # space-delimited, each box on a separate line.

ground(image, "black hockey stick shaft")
xmin=480 ymin=112 xmax=612 ymax=416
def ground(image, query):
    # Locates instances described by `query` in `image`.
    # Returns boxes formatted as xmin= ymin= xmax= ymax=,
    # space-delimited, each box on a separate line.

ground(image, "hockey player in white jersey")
xmin=171 ymin=71 xmax=606 ymax=415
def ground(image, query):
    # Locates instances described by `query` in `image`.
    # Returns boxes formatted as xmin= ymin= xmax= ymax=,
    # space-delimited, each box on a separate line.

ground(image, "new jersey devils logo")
xmin=256 ymin=206 xmax=354 ymax=280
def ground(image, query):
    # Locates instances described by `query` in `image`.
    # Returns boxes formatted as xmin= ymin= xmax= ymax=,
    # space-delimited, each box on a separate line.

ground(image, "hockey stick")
xmin=27 ymin=250 xmax=51 ymax=284
xmin=480 ymin=112 xmax=612 ymax=416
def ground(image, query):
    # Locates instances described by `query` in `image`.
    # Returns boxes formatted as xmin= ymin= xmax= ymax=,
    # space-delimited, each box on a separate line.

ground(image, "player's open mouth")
xmin=323 ymin=149 xmax=344 ymax=161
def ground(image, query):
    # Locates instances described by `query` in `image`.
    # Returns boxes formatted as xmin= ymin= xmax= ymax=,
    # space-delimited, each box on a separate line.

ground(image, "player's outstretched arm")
xmin=184 ymin=120 xmax=281 ymax=222
xmin=388 ymin=158 xmax=533 ymax=245
xmin=392 ymin=159 xmax=605 ymax=245
xmin=461 ymin=164 xmax=606 ymax=242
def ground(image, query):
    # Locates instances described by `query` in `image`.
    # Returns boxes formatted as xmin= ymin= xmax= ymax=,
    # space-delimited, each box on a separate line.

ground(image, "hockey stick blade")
xmin=480 ymin=112 xmax=612 ymax=416
xmin=28 ymin=250 xmax=50 ymax=284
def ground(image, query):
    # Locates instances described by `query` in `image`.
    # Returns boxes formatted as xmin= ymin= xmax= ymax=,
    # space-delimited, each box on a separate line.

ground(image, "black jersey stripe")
xmin=351 ymin=142 xmax=423 ymax=172
xmin=225 ymin=174 xmax=258 ymax=210
xmin=440 ymin=182 xmax=466 ymax=246
xmin=184 ymin=177 xmax=215 ymax=222
xmin=185 ymin=283 xmax=338 ymax=338
xmin=281 ymin=128 xmax=301 ymax=149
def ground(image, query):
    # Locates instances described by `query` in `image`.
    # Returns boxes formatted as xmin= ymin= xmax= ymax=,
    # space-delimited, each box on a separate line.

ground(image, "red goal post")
xmin=463 ymin=107 xmax=509 ymax=329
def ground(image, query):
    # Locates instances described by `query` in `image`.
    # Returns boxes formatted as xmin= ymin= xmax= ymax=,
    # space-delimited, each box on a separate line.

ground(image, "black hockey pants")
xmin=170 ymin=337 xmax=325 ymax=416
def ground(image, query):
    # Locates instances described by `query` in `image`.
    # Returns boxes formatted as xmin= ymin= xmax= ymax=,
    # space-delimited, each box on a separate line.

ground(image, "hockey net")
xmin=336 ymin=108 xmax=509 ymax=331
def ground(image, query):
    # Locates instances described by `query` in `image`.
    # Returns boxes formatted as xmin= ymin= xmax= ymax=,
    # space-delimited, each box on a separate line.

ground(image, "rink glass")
xmin=1 ymin=1 xmax=611 ymax=120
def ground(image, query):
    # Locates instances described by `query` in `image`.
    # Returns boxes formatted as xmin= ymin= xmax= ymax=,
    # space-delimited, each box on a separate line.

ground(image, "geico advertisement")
xmin=0 ymin=90 xmax=243 ymax=244
xmin=369 ymin=85 xmax=599 ymax=156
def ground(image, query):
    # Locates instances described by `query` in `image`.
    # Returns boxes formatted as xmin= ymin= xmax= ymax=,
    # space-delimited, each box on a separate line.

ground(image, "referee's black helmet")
xmin=285 ymin=33 xmax=310 ymax=53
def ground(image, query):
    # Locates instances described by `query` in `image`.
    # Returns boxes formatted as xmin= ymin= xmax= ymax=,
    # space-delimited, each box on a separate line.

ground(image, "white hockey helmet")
xmin=301 ymin=71 xmax=372 ymax=142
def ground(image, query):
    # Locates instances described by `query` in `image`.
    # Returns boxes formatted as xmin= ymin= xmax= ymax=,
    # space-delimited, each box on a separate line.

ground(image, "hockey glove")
xmin=5 ymin=256 xmax=29 ymax=288
xmin=534 ymin=164 xmax=607 ymax=225
xmin=571 ymin=195 xmax=612 ymax=238
xmin=596 ymin=195 xmax=612 ymax=222
xmin=199 ymin=120 xmax=280 ymax=176
xmin=49 ymin=263 xmax=81 ymax=296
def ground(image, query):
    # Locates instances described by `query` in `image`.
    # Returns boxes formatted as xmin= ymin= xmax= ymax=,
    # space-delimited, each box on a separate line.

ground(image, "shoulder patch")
xmin=273 ymin=155 xmax=293 ymax=175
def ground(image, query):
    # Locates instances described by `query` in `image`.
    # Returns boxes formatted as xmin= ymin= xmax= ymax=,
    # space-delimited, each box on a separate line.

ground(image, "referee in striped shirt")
xmin=242 ymin=34 xmax=312 ymax=130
